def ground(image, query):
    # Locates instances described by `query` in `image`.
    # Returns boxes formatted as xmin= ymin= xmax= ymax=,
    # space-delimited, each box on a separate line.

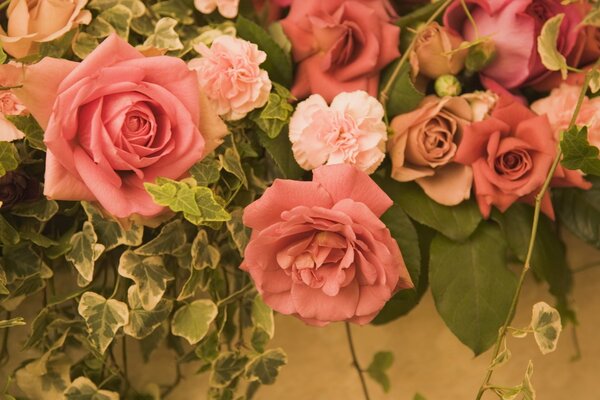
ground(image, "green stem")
xmin=345 ymin=323 xmax=370 ymax=400
xmin=475 ymin=68 xmax=596 ymax=400
xmin=460 ymin=0 xmax=479 ymax=38
xmin=110 ymin=275 xmax=122 ymax=299
xmin=378 ymin=0 xmax=453 ymax=110
xmin=0 ymin=86 xmax=22 ymax=91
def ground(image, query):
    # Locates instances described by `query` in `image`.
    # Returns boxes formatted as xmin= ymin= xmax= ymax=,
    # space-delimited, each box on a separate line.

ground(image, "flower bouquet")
xmin=0 ymin=0 xmax=599 ymax=398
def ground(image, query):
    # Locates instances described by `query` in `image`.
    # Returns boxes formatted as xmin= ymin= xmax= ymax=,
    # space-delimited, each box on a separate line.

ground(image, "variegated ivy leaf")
xmin=72 ymin=32 xmax=99 ymax=59
xmin=11 ymin=198 xmax=58 ymax=222
xmin=171 ymin=299 xmax=218 ymax=345
xmin=210 ymin=351 xmax=249 ymax=388
xmin=191 ymin=230 xmax=220 ymax=270
xmin=489 ymin=334 xmax=511 ymax=370
xmin=589 ymin=69 xmax=600 ymax=93
xmin=118 ymin=250 xmax=173 ymax=311
xmin=252 ymin=295 xmax=274 ymax=339
xmin=219 ymin=147 xmax=248 ymax=188
xmin=124 ymin=286 xmax=173 ymax=339
xmin=244 ymin=348 xmax=287 ymax=385
xmin=99 ymin=5 xmax=133 ymax=40
xmin=521 ymin=360 xmax=535 ymax=400
xmin=190 ymin=157 xmax=222 ymax=186
xmin=0 ymin=317 xmax=25 ymax=329
xmin=144 ymin=17 xmax=184 ymax=51
xmin=86 ymin=17 xmax=114 ymax=38
xmin=64 ymin=377 xmax=120 ymax=400
xmin=134 ymin=219 xmax=186 ymax=256
xmin=151 ymin=0 xmax=194 ymax=25
xmin=82 ymin=202 xmax=143 ymax=251
xmin=0 ymin=142 xmax=20 ymax=177
xmin=250 ymin=83 xmax=294 ymax=139
xmin=15 ymin=354 xmax=71 ymax=400
xmin=537 ymin=14 xmax=568 ymax=79
xmin=531 ymin=302 xmax=562 ymax=355
xmin=226 ymin=208 xmax=250 ymax=257
xmin=88 ymin=0 xmax=146 ymax=18
xmin=66 ymin=222 xmax=105 ymax=285
xmin=5 ymin=114 xmax=45 ymax=151
xmin=78 ymin=292 xmax=129 ymax=354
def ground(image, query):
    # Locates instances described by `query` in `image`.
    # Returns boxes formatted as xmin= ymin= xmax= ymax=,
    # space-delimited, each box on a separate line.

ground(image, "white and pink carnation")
xmin=194 ymin=0 xmax=239 ymax=18
xmin=189 ymin=36 xmax=271 ymax=121
xmin=289 ymin=91 xmax=387 ymax=174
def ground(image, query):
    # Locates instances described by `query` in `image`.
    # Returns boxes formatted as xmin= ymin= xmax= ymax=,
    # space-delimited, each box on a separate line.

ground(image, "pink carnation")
xmin=189 ymin=36 xmax=272 ymax=121
xmin=241 ymin=164 xmax=413 ymax=326
xmin=0 ymin=92 xmax=26 ymax=142
xmin=194 ymin=0 xmax=239 ymax=18
xmin=289 ymin=91 xmax=387 ymax=174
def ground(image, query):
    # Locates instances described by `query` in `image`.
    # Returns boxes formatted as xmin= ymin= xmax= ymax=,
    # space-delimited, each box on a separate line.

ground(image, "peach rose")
xmin=189 ymin=36 xmax=271 ymax=121
xmin=0 ymin=0 xmax=91 ymax=59
xmin=194 ymin=0 xmax=239 ymax=18
xmin=289 ymin=91 xmax=387 ymax=174
xmin=409 ymin=22 xmax=467 ymax=80
xmin=388 ymin=96 xmax=473 ymax=206
xmin=241 ymin=164 xmax=413 ymax=326
xmin=10 ymin=34 xmax=227 ymax=218
xmin=280 ymin=0 xmax=400 ymax=102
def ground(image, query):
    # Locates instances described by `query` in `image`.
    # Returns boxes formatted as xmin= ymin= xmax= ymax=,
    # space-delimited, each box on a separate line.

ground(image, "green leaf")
xmin=220 ymin=147 xmax=248 ymax=188
xmin=177 ymin=267 xmax=206 ymax=300
xmin=78 ymin=292 xmax=129 ymax=354
xmin=2 ymin=242 xmax=46 ymax=283
xmin=379 ymin=62 xmax=425 ymax=118
xmin=11 ymin=198 xmax=58 ymax=221
xmin=131 ymin=13 xmax=156 ymax=36
xmin=64 ymin=377 xmax=119 ymax=400
xmin=100 ymin=5 xmax=133 ymax=40
xmin=413 ymin=394 xmax=427 ymax=400
xmin=171 ymin=299 xmax=218 ymax=345
xmin=23 ymin=308 xmax=50 ymax=350
xmin=124 ymin=286 xmax=173 ymax=339
xmin=87 ymin=17 xmax=115 ymax=38
xmin=192 ymin=186 xmax=231 ymax=222
xmin=579 ymin=8 xmax=600 ymax=27
xmin=38 ymin=30 xmax=77 ymax=58
xmin=82 ymin=201 xmax=143 ymax=250
xmin=0 ymin=215 xmax=19 ymax=246
xmin=252 ymin=295 xmax=274 ymax=339
xmin=190 ymin=157 xmax=222 ymax=186
xmin=226 ymin=208 xmax=250 ymax=256
xmin=0 ymin=142 xmax=20 ymax=177
xmin=245 ymin=349 xmax=287 ymax=385
xmin=151 ymin=0 xmax=194 ymax=25
xmin=375 ymin=178 xmax=482 ymax=242
xmin=144 ymin=17 xmax=184 ymax=51
xmin=554 ymin=176 xmax=600 ymax=249
xmin=135 ymin=219 xmax=187 ymax=255
xmin=72 ymin=32 xmax=100 ymax=59
xmin=235 ymin=15 xmax=292 ymax=86
xmin=560 ymin=126 xmax=600 ymax=176
xmin=256 ymin=127 xmax=305 ymax=180
xmin=140 ymin=322 xmax=168 ymax=362
xmin=250 ymin=84 xmax=294 ymax=139
xmin=15 ymin=354 xmax=71 ymax=400
xmin=5 ymin=114 xmax=45 ymax=151
xmin=366 ymin=351 xmax=394 ymax=393
xmin=65 ymin=222 xmax=105 ymax=285
xmin=489 ymin=335 xmax=511 ymax=370
xmin=210 ymin=351 xmax=249 ymax=388
xmin=118 ymin=250 xmax=172 ymax=310
xmin=0 ymin=45 xmax=6 ymax=64
xmin=531 ymin=301 xmax=562 ymax=355
xmin=429 ymin=224 xmax=517 ymax=355
xmin=88 ymin=0 xmax=146 ymax=17
xmin=537 ymin=14 xmax=568 ymax=79
xmin=191 ymin=230 xmax=220 ymax=270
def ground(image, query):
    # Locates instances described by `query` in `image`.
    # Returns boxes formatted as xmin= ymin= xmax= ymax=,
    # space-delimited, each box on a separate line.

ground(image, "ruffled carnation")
xmin=194 ymin=0 xmax=239 ymax=18
xmin=189 ymin=36 xmax=272 ymax=121
xmin=289 ymin=91 xmax=387 ymax=174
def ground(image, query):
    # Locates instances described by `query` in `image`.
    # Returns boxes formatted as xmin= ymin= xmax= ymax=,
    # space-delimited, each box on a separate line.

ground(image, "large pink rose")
xmin=10 ymin=34 xmax=227 ymax=218
xmin=241 ymin=164 xmax=413 ymax=326
xmin=280 ymin=0 xmax=400 ymax=102
xmin=454 ymin=95 xmax=590 ymax=219
xmin=444 ymin=0 xmax=584 ymax=89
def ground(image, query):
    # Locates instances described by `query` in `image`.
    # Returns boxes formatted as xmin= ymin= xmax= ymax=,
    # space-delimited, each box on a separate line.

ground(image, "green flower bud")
xmin=435 ymin=74 xmax=462 ymax=97
xmin=465 ymin=39 xmax=497 ymax=73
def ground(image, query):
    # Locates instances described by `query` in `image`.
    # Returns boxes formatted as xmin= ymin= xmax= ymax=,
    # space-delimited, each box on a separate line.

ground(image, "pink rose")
xmin=454 ymin=95 xmax=590 ymax=219
xmin=241 ymin=164 xmax=413 ymax=326
xmin=388 ymin=96 xmax=473 ymax=206
xmin=280 ymin=0 xmax=400 ymax=102
xmin=194 ymin=0 xmax=239 ymax=18
xmin=0 ymin=0 xmax=91 ymax=59
xmin=11 ymin=34 xmax=227 ymax=218
xmin=0 ymin=91 xmax=26 ymax=142
xmin=444 ymin=0 xmax=583 ymax=89
xmin=289 ymin=91 xmax=387 ymax=174
xmin=189 ymin=36 xmax=272 ymax=121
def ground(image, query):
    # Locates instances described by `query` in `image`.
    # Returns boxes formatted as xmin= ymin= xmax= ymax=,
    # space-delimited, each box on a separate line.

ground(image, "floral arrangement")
xmin=0 ymin=0 xmax=599 ymax=399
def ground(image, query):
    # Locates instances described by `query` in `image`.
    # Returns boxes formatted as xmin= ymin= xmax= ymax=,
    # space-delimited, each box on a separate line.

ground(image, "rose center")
xmin=494 ymin=149 xmax=532 ymax=180
xmin=329 ymin=21 xmax=364 ymax=67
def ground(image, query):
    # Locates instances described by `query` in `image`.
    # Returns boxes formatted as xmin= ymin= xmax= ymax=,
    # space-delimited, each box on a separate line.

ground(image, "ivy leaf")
xmin=531 ymin=302 xmax=562 ymax=355
xmin=0 ymin=215 xmax=19 ymax=246
xmin=118 ymin=250 xmax=173 ymax=311
xmin=379 ymin=62 xmax=425 ymax=118
xmin=0 ymin=317 xmax=25 ymax=329
xmin=151 ymin=0 xmax=194 ymax=25
xmin=226 ymin=208 xmax=250 ymax=256
xmin=144 ymin=17 xmax=184 ymax=51
xmin=244 ymin=348 xmax=287 ymax=385
xmin=72 ymin=32 xmax=100 ymax=59
xmin=190 ymin=157 xmax=222 ymax=186
xmin=250 ymin=84 xmax=294 ymax=139
xmin=82 ymin=201 xmax=143 ymax=251
xmin=38 ymin=30 xmax=77 ymax=58
xmin=252 ymin=295 xmax=274 ymax=339
xmin=366 ymin=351 xmax=394 ymax=393
xmin=11 ymin=198 xmax=59 ymax=221
xmin=560 ymin=126 xmax=600 ymax=176
xmin=5 ymin=115 xmax=45 ymax=151
xmin=88 ymin=0 xmax=146 ymax=17
xmin=0 ymin=142 xmax=20 ymax=177
xmin=65 ymin=222 xmax=105 ymax=285
xmin=171 ymin=299 xmax=218 ymax=345
xmin=489 ymin=335 xmax=511 ymax=370
xmin=15 ymin=354 xmax=71 ymax=400
xmin=210 ymin=352 xmax=249 ymax=388
xmin=78 ymin=292 xmax=129 ymax=354
xmin=100 ymin=5 xmax=133 ymax=40
xmin=134 ymin=219 xmax=187 ymax=256
xmin=219 ymin=147 xmax=248 ymax=188
xmin=64 ymin=377 xmax=119 ymax=400
xmin=429 ymin=224 xmax=517 ymax=355
xmin=537 ymin=14 xmax=568 ymax=79
xmin=235 ymin=15 xmax=292 ymax=86
xmin=124 ymin=286 xmax=173 ymax=339
xmin=256 ymin=127 xmax=305 ymax=180
xmin=191 ymin=230 xmax=220 ymax=270
xmin=192 ymin=186 xmax=231 ymax=222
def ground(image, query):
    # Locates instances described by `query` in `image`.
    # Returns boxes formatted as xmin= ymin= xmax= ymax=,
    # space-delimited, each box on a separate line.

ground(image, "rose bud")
xmin=409 ymin=22 xmax=467 ymax=80
xmin=465 ymin=38 xmax=497 ymax=73
xmin=0 ymin=170 xmax=41 ymax=209
xmin=434 ymin=75 xmax=462 ymax=97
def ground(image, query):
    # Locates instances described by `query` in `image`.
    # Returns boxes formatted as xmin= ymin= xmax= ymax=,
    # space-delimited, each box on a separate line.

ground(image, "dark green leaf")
xmin=0 ymin=142 xmax=20 ymax=177
xmin=256 ymin=127 xmax=305 ymax=180
xmin=366 ymin=351 xmax=394 ymax=393
xmin=135 ymin=219 xmax=187 ymax=256
xmin=245 ymin=349 xmax=287 ymax=385
xmin=190 ymin=158 xmax=222 ymax=186
xmin=0 ymin=215 xmax=19 ymax=246
xmin=379 ymin=63 xmax=424 ymax=118
xmin=554 ymin=176 xmax=600 ymax=248
xmin=560 ymin=126 xmax=600 ymax=176
xmin=5 ymin=115 xmax=45 ymax=151
xmin=210 ymin=352 xmax=249 ymax=388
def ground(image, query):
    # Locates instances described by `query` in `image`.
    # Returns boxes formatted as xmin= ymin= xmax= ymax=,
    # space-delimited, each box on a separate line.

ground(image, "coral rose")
xmin=289 ymin=91 xmax=387 ymax=174
xmin=388 ymin=96 xmax=473 ymax=206
xmin=444 ymin=0 xmax=583 ymax=89
xmin=280 ymin=0 xmax=400 ymax=102
xmin=241 ymin=164 xmax=413 ymax=326
xmin=9 ymin=34 xmax=227 ymax=218
xmin=0 ymin=0 xmax=91 ymax=59
xmin=189 ymin=36 xmax=272 ymax=121
xmin=454 ymin=95 xmax=590 ymax=219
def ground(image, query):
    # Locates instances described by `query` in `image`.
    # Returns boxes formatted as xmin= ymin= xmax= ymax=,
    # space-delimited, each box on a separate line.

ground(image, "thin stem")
xmin=110 ymin=274 xmax=122 ymax=299
xmin=344 ymin=323 xmax=370 ymax=400
xmin=378 ymin=0 xmax=453 ymax=109
xmin=0 ymin=86 xmax=22 ymax=91
xmin=460 ymin=0 xmax=479 ymax=38
xmin=475 ymin=68 xmax=596 ymax=400
xmin=122 ymin=336 xmax=129 ymax=386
